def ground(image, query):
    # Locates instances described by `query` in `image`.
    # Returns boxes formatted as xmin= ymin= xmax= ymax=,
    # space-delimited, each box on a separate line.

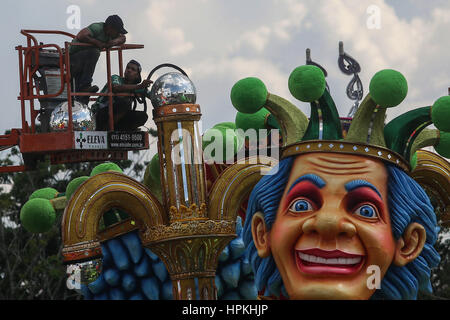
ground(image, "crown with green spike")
xmin=230 ymin=65 xmax=450 ymax=171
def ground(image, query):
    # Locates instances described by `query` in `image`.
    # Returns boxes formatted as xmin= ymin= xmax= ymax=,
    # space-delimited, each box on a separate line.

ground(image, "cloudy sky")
xmin=1 ymin=0 xmax=449 ymax=143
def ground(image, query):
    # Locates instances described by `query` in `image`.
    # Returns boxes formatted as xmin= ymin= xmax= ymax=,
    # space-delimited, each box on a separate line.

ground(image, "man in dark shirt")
xmin=69 ymin=15 xmax=127 ymax=103
xmin=93 ymin=60 xmax=152 ymax=131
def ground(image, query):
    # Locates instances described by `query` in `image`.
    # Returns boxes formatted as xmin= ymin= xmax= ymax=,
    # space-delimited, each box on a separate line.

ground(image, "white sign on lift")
xmin=74 ymin=131 xmax=108 ymax=149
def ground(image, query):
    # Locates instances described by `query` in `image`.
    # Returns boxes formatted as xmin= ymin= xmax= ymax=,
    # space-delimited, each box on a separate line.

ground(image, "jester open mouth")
xmin=295 ymin=248 xmax=365 ymax=275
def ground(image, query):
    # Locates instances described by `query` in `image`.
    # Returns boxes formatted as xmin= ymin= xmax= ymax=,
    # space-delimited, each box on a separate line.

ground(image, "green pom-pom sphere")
xmin=90 ymin=162 xmax=123 ymax=177
xmin=288 ymin=65 xmax=326 ymax=102
xmin=202 ymin=127 xmax=243 ymax=162
xmin=369 ymin=69 xmax=408 ymax=107
xmin=20 ymin=198 xmax=56 ymax=233
xmin=149 ymin=153 xmax=161 ymax=184
xmin=29 ymin=187 xmax=58 ymax=200
xmin=431 ymin=96 xmax=450 ymax=132
xmin=66 ymin=176 xmax=89 ymax=200
xmin=230 ymin=77 xmax=268 ymax=114
xmin=435 ymin=131 xmax=450 ymax=158
xmin=235 ymin=108 xmax=270 ymax=131
xmin=213 ymin=122 xmax=236 ymax=130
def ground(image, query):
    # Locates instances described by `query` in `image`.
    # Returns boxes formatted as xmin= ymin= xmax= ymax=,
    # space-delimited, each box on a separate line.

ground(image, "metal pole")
xmin=65 ymin=42 xmax=74 ymax=132
xmin=118 ymin=48 xmax=123 ymax=77
xmin=17 ymin=46 xmax=27 ymax=131
xmin=106 ymin=49 xmax=114 ymax=131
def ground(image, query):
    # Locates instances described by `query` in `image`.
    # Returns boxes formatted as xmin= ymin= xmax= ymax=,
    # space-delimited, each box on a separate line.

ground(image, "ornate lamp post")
xmin=60 ymin=65 xmax=273 ymax=300
xmin=144 ymin=66 xmax=235 ymax=300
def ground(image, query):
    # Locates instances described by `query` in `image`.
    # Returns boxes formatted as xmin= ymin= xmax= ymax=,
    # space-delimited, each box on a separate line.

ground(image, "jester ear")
xmin=393 ymin=222 xmax=426 ymax=267
xmin=251 ymin=212 xmax=271 ymax=258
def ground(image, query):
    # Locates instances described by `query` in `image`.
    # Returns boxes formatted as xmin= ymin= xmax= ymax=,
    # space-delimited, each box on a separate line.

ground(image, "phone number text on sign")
xmin=108 ymin=132 xmax=146 ymax=148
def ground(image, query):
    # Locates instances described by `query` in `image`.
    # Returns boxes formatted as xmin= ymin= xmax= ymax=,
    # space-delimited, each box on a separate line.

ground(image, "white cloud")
xmin=229 ymin=0 xmax=307 ymax=54
xmin=145 ymin=0 xmax=194 ymax=56
xmin=231 ymin=26 xmax=272 ymax=53
xmin=192 ymin=56 xmax=288 ymax=95
xmin=166 ymin=28 xmax=194 ymax=56
xmin=300 ymin=0 xmax=450 ymax=121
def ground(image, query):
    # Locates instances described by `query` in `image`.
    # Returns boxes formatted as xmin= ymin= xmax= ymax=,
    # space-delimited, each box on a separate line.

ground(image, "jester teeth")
xmin=298 ymin=253 xmax=361 ymax=265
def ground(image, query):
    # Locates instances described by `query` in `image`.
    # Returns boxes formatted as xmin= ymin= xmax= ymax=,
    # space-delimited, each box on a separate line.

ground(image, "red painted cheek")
xmin=359 ymin=224 xmax=396 ymax=267
xmin=270 ymin=217 xmax=304 ymax=250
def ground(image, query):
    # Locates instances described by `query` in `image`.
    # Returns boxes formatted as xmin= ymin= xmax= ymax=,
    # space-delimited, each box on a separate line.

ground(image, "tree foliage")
xmin=0 ymin=147 xmax=148 ymax=299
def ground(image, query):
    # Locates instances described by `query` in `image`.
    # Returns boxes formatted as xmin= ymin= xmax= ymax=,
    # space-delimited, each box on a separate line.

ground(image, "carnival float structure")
xmin=13 ymin=31 xmax=450 ymax=299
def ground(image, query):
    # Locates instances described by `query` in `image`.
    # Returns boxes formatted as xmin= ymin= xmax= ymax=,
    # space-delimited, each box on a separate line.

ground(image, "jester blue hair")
xmin=242 ymin=156 xmax=441 ymax=299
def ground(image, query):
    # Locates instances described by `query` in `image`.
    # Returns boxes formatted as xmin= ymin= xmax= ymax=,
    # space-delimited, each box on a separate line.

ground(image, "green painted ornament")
xmin=143 ymin=156 xmax=162 ymax=202
xmin=288 ymin=65 xmax=326 ymax=102
xmin=29 ymin=187 xmax=58 ymax=200
xmin=214 ymin=122 xmax=236 ymax=130
xmin=230 ymin=77 xmax=268 ymax=114
xmin=235 ymin=108 xmax=271 ymax=141
xmin=20 ymin=198 xmax=56 ymax=233
xmin=431 ymin=96 xmax=450 ymax=132
xmin=203 ymin=126 xmax=243 ymax=162
xmin=65 ymin=176 xmax=89 ymax=200
xmin=435 ymin=131 xmax=450 ymax=159
xmin=410 ymin=152 xmax=418 ymax=171
xmin=235 ymin=108 xmax=270 ymax=131
xmin=90 ymin=162 xmax=123 ymax=177
xmin=369 ymin=69 xmax=408 ymax=107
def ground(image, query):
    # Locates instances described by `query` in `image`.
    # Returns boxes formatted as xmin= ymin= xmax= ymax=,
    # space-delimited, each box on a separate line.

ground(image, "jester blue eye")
xmin=354 ymin=204 xmax=378 ymax=219
xmin=289 ymin=199 xmax=313 ymax=213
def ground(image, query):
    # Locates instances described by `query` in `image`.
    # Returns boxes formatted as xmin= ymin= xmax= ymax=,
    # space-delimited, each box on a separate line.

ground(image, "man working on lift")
xmin=69 ymin=15 xmax=127 ymax=104
xmin=93 ymin=59 xmax=152 ymax=131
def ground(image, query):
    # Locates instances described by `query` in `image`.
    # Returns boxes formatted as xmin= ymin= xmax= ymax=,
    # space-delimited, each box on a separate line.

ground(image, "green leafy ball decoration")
xmin=235 ymin=108 xmax=269 ymax=131
xmin=435 ymin=131 xmax=450 ymax=159
xmin=288 ymin=65 xmax=326 ymax=102
xmin=90 ymin=162 xmax=123 ymax=177
xmin=431 ymin=96 xmax=450 ymax=132
xmin=202 ymin=126 xmax=244 ymax=162
xmin=230 ymin=77 xmax=268 ymax=114
xmin=29 ymin=187 xmax=58 ymax=200
xmin=149 ymin=153 xmax=161 ymax=184
xmin=66 ymin=176 xmax=89 ymax=200
xmin=213 ymin=122 xmax=236 ymax=130
xmin=369 ymin=69 xmax=408 ymax=107
xmin=20 ymin=198 xmax=56 ymax=233
xmin=214 ymin=122 xmax=244 ymax=154
xmin=235 ymin=108 xmax=271 ymax=141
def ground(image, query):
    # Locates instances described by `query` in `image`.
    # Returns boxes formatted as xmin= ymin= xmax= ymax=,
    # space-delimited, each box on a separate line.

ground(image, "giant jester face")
xmin=266 ymin=153 xmax=394 ymax=299
xmin=251 ymin=152 xmax=426 ymax=299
